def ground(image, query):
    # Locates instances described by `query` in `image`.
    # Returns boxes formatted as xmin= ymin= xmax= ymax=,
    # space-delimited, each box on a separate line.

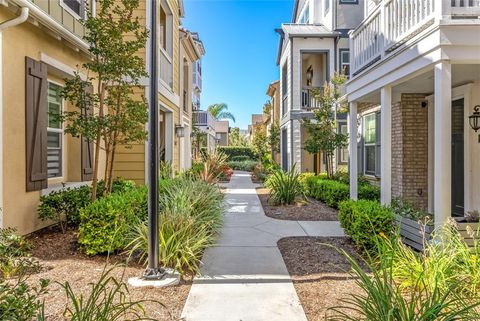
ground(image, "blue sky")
xmin=182 ymin=0 xmax=293 ymax=129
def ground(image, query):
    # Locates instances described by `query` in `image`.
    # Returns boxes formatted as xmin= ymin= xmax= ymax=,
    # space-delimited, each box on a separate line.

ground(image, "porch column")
xmin=380 ymin=86 xmax=392 ymax=205
xmin=434 ymin=61 xmax=452 ymax=227
xmin=349 ymin=101 xmax=358 ymax=200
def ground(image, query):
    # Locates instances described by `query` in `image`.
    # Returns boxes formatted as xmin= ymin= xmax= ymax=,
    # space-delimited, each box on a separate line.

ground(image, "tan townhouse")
xmin=0 ymin=0 xmax=103 ymax=234
xmin=266 ymin=80 xmax=280 ymax=163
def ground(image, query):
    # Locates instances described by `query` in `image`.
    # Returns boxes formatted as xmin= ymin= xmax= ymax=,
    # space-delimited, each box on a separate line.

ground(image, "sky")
xmin=182 ymin=0 xmax=293 ymax=130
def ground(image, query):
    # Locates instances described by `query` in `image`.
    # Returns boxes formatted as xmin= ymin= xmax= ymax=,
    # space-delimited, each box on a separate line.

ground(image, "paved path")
xmin=181 ymin=171 xmax=344 ymax=321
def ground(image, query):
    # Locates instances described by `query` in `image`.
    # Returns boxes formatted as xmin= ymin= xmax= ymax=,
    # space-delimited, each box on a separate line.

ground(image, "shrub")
xmin=127 ymin=178 xmax=223 ymax=274
xmin=38 ymin=185 xmax=91 ymax=232
xmin=338 ymin=199 xmax=394 ymax=253
xmin=60 ymin=267 xmax=162 ymax=320
xmin=267 ymin=165 xmax=304 ymax=205
xmin=0 ymin=277 xmax=49 ymax=320
xmin=0 ymin=228 xmax=40 ymax=278
xmin=391 ymin=197 xmax=433 ymax=222
xmin=358 ymin=184 xmax=380 ymax=201
xmin=231 ymin=155 xmax=251 ymax=162
xmin=227 ymin=160 xmax=258 ymax=172
xmin=198 ymin=149 xmax=228 ymax=184
xmin=78 ymin=187 xmax=147 ymax=256
xmin=202 ymin=146 xmax=256 ymax=160
xmin=252 ymin=163 xmax=268 ymax=182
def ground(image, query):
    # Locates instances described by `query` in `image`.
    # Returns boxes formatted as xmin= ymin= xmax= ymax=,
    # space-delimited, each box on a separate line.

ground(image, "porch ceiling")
xmin=359 ymin=64 xmax=480 ymax=103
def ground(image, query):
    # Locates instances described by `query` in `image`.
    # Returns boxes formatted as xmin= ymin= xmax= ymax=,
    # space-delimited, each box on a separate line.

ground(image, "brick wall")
xmin=391 ymin=94 xmax=429 ymax=210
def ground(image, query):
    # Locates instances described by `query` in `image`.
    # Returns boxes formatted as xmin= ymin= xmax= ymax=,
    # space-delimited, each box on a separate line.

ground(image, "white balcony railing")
xmin=160 ymin=48 xmax=173 ymax=88
xmin=301 ymin=87 xmax=322 ymax=110
xmin=350 ymin=0 xmax=480 ymax=76
xmin=193 ymin=110 xmax=216 ymax=130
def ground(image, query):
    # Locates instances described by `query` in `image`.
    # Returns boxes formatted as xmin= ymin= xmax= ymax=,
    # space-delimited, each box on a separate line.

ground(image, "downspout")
xmin=0 ymin=7 xmax=29 ymax=228
xmin=289 ymin=36 xmax=294 ymax=169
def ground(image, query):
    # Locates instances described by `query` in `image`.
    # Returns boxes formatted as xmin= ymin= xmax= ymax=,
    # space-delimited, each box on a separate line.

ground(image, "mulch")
xmin=257 ymin=188 xmax=339 ymax=221
xmin=26 ymin=227 xmax=191 ymax=321
xmin=278 ymin=237 xmax=366 ymax=321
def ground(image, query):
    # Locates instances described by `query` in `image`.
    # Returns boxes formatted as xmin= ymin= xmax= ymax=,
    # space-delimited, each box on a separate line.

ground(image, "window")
xmin=324 ymin=0 xmax=330 ymax=15
xmin=281 ymin=63 xmax=288 ymax=116
xmin=61 ymin=0 xmax=85 ymax=19
xmin=47 ymin=82 xmax=63 ymax=178
xmin=340 ymin=50 xmax=350 ymax=78
xmin=299 ymin=4 xmax=310 ymax=24
xmin=363 ymin=113 xmax=376 ymax=175
xmin=160 ymin=6 xmax=167 ymax=52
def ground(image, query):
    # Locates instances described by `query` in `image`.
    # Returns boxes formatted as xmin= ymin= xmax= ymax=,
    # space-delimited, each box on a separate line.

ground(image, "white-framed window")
xmin=159 ymin=0 xmax=173 ymax=57
xmin=299 ymin=4 xmax=310 ymax=24
xmin=340 ymin=50 xmax=350 ymax=78
xmin=60 ymin=0 xmax=86 ymax=19
xmin=363 ymin=113 xmax=376 ymax=176
xmin=339 ymin=123 xmax=348 ymax=163
xmin=47 ymin=82 xmax=64 ymax=179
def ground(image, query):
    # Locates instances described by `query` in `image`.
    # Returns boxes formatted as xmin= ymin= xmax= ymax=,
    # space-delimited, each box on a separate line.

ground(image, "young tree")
xmin=302 ymin=73 xmax=348 ymax=178
xmin=268 ymin=123 xmax=280 ymax=161
xmin=229 ymin=127 xmax=248 ymax=147
xmin=61 ymin=0 xmax=148 ymax=200
xmin=252 ymin=125 xmax=269 ymax=159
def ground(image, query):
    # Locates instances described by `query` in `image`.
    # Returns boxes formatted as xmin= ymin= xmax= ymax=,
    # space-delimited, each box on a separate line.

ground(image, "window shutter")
xmin=81 ymin=83 xmax=94 ymax=181
xmin=25 ymin=57 xmax=48 ymax=192
xmin=375 ymin=111 xmax=381 ymax=177
xmin=357 ymin=117 xmax=364 ymax=175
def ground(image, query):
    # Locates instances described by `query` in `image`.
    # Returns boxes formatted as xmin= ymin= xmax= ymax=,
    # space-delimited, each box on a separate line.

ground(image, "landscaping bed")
xmin=278 ymin=237 xmax=365 ymax=321
xmin=257 ymin=188 xmax=338 ymax=221
xmin=27 ymin=227 xmax=191 ymax=321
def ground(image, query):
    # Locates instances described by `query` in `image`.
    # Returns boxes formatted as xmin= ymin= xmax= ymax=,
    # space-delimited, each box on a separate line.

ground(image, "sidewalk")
xmin=181 ymin=171 xmax=344 ymax=321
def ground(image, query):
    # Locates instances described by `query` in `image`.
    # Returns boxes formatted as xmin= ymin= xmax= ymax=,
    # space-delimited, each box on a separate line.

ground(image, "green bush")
xmin=267 ymin=165 xmax=304 ymax=205
xmin=127 ymin=178 xmax=223 ymax=274
xmin=78 ymin=187 xmax=147 ymax=256
xmin=0 ymin=277 xmax=49 ymax=320
xmin=202 ymin=146 xmax=256 ymax=160
xmin=227 ymin=160 xmax=258 ymax=172
xmin=39 ymin=178 xmax=137 ymax=232
xmin=231 ymin=155 xmax=251 ymax=162
xmin=0 ymin=228 xmax=41 ymax=279
xmin=358 ymin=184 xmax=381 ymax=201
xmin=338 ymin=199 xmax=394 ymax=252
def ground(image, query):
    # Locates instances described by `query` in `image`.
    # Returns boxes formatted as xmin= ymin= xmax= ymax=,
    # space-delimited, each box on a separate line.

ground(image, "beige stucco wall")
xmin=1 ymin=13 xmax=105 ymax=234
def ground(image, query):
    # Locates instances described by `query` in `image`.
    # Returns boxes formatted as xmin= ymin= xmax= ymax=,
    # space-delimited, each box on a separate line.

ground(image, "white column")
xmin=349 ymin=101 xmax=358 ymax=200
xmin=380 ymin=86 xmax=392 ymax=205
xmin=434 ymin=61 xmax=452 ymax=227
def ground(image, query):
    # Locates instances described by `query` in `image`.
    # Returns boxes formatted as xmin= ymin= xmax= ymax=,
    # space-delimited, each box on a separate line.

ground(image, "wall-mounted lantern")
xmin=469 ymin=105 xmax=480 ymax=132
xmin=175 ymin=125 xmax=185 ymax=138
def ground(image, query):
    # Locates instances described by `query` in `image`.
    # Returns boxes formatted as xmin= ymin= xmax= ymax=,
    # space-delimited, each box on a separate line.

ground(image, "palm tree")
xmin=207 ymin=103 xmax=236 ymax=122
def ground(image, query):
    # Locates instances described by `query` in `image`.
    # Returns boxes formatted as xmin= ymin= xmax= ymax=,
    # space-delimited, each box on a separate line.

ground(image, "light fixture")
xmin=469 ymin=105 xmax=480 ymax=132
xmin=306 ymin=66 xmax=313 ymax=85
xmin=175 ymin=125 xmax=185 ymax=138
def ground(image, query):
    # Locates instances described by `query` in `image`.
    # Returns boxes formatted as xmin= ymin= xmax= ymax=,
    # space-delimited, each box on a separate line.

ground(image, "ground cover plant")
xmin=266 ymin=165 xmax=305 ymax=205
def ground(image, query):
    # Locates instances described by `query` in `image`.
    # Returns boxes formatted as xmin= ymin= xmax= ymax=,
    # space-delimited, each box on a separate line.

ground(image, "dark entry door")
xmin=451 ymin=98 xmax=465 ymax=217
xmin=282 ymin=129 xmax=288 ymax=171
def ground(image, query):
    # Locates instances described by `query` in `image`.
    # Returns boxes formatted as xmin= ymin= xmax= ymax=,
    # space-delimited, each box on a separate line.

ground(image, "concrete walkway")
xmin=181 ymin=171 xmax=344 ymax=321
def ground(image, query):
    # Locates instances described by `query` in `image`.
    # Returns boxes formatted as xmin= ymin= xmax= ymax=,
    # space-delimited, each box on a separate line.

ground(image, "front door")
xmin=452 ymin=98 xmax=465 ymax=217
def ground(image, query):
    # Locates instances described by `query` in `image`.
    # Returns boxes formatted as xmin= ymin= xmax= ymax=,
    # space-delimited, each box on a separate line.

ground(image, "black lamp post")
xmin=469 ymin=105 xmax=480 ymax=132
xmin=144 ymin=0 xmax=165 ymax=280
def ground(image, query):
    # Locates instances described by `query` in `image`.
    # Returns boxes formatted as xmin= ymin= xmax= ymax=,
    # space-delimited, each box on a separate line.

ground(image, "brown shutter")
xmin=25 ymin=57 xmax=48 ymax=192
xmin=81 ymin=83 xmax=94 ymax=181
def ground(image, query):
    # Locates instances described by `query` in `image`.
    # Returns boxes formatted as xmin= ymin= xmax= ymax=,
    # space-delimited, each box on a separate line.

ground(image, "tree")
xmin=208 ymin=103 xmax=236 ymax=122
xmin=268 ymin=123 xmax=280 ymax=160
xmin=302 ymin=73 xmax=348 ymax=178
xmin=229 ymin=127 xmax=248 ymax=147
xmin=251 ymin=125 xmax=269 ymax=159
xmin=61 ymin=0 xmax=148 ymax=200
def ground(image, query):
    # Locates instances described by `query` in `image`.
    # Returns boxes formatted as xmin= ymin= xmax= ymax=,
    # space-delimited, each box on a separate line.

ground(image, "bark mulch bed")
xmin=27 ymin=227 xmax=191 ymax=321
xmin=257 ymin=188 xmax=339 ymax=221
xmin=278 ymin=237 xmax=366 ymax=321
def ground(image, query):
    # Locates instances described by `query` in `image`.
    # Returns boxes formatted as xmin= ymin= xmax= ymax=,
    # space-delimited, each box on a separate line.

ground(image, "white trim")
xmin=349 ymin=101 xmax=358 ymax=200
xmin=46 ymin=80 xmax=65 ymax=181
xmin=380 ymin=86 xmax=392 ymax=205
xmin=40 ymin=52 xmax=87 ymax=80
xmin=41 ymin=181 xmax=91 ymax=196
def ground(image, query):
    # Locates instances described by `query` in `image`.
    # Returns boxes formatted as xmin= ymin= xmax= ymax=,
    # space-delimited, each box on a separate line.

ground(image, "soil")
xmin=278 ymin=237 xmax=366 ymax=321
xmin=257 ymin=188 xmax=339 ymax=221
xmin=26 ymin=227 xmax=191 ymax=321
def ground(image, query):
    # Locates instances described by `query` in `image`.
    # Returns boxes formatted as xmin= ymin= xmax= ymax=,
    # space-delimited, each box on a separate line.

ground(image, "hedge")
xmin=201 ymin=146 xmax=256 ymax=160
xmin=78 ymin=187 xmax=147 ymax=255
xmin=338 ymin=199 xmax=395 ymax=252
xmin=305 ymin=175 xmax=380 ymax=208
xmin=227 ymin=160 xmax=258 ymax=171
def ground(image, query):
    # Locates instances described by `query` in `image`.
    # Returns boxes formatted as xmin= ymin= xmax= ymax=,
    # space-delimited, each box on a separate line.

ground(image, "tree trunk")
xmin=91 ymin=82 xmax=106 ymax=201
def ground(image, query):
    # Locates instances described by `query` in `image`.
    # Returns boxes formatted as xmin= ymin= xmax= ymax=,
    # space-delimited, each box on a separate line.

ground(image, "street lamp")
xmin=469 ymin=105 xmax=480 ymax=132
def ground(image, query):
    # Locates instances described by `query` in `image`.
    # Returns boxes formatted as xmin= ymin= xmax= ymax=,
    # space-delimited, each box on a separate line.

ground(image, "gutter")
xmin=0 ymin=6 xmax=29 ymax=228
xmin=11 ymin=0 xmax=89 ymax=53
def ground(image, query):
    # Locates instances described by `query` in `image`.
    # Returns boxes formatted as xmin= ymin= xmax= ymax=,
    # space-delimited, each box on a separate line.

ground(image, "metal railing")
xmin=301 ymin=87 xmax=322 ymax=110
xmin=193 ymin=110 xmax=216 ymax=129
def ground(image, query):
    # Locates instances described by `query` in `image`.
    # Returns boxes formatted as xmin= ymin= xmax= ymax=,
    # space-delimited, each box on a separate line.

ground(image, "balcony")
xmin=193 ymin=110 xmax=216 ymax=130
xmin=350 ymin=0 xmax=480 ymax=76
xmin=301 ymin=87 xmax=322 ymax=110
